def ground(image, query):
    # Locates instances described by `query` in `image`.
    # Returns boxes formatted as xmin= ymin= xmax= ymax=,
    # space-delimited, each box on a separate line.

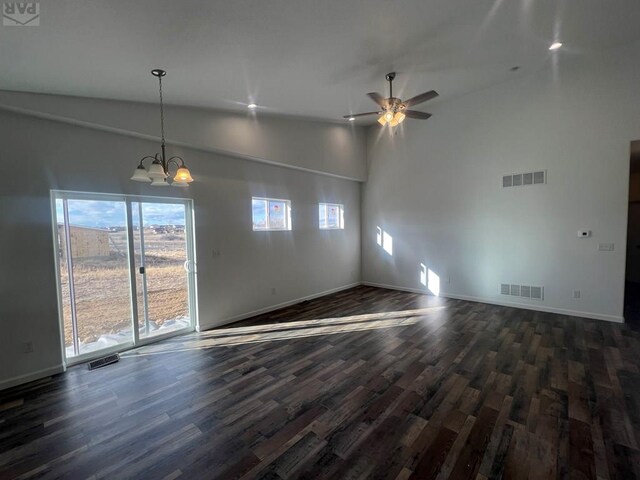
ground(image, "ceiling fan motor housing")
xmin=387 ymin=97 xmax=403 ymax=111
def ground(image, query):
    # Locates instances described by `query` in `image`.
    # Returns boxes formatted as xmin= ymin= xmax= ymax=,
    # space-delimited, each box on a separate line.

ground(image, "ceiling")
xmin=2 ymin=0 xmax=640 ymax=122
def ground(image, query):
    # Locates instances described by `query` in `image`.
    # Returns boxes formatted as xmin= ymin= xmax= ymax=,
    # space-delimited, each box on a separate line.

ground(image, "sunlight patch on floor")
xmin=122 ymin=306 xmax=447 ymax=356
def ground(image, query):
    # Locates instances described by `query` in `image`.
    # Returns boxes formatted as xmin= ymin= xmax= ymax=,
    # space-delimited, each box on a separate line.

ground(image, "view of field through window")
xmin=56 ymin=198 xmax=191 ymax=356
xmin=252 ymin=197 xmax=290 ymax=230
xmin=319 ymin=203 xmax=343 ymax=229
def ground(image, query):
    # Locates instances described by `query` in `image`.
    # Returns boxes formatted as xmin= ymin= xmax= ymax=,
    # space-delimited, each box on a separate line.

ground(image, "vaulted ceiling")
xmin=2 ymin=0 xmax=640 ymax=122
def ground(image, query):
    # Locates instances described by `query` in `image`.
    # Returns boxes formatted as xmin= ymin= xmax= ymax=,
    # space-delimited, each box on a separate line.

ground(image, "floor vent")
xmin=503 ymin=170 xmax=546 ymax=188
xmin=501 ymin=284 xmax=544 ymax=300
xmin=88 ymin=353 xmax=120 ymax=370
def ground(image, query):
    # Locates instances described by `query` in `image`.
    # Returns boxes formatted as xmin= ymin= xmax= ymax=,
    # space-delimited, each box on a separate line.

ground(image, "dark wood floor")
xmin=1 ymin=286 xmax=640 ymax=479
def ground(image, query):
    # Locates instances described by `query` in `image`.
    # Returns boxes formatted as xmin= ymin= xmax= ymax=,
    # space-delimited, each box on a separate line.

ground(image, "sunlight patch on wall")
xmin=428 ymin=269 xmax=440 ymax=296
xmin=375 ymin=226 xmax=393 ymax=256
xmin=382 ymin=231 xmax=393 ymax=256
xmin=420 ymin=263 xmax=427 ymax=286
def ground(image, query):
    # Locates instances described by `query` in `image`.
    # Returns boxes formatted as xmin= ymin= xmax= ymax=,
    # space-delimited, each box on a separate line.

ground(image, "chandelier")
xmin=130 ymin=69 xmax=194 ymax=187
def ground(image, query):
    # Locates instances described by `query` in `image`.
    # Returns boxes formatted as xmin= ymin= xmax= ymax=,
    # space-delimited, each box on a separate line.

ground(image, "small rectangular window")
xmin=319 ymin=203 xmax=344 ymax=229
xmin=252 ymin=197 xmax=292 ymax=231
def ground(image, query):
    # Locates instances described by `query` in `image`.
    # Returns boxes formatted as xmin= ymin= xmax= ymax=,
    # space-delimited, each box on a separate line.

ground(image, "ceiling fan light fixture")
xmin=348 ymin=72 xmax=438 ymax=127
xmin=389 ymin=114 xmax=403 ymax=127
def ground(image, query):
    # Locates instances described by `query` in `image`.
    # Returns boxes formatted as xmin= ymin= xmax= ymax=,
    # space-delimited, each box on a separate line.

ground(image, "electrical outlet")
xmin=22 ymin=341 xmax=34 ymax=353
xmin=211 ymin=249 xmax=221 ymax=258
xmin=573 ymin=290 xmax=581 ymax=299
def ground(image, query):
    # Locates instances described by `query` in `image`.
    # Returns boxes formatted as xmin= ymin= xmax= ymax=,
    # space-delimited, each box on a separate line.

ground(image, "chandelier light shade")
xmin=173 ymin=167 xmax=194 ymax=185
xmin=131 ymin=69 xmax=194 ymax=186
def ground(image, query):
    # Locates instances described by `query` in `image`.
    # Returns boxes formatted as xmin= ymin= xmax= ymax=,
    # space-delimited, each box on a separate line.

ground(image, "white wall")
xmin=0 ymin=107 xmax=362 ymax=389
xmin=0 ymin=91 xmax=368 ymax=181
xmin=362 ymin=42 xmax=640 ymax=322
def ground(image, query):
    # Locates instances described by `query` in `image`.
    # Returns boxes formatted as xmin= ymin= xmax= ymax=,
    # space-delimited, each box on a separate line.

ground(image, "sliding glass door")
xmin=131 ymin=201 xmax=193 ymax=340
xmin=52 ymin=191 xmax=196 ymax=363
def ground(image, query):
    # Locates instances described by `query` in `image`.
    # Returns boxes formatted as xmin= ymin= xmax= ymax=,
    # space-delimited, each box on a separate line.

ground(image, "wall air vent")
xmin=503 ymin=170 xmax=546 ymax=188
xmin=530 ymin=286 xmax=544 ymax=300
xmin=533 ymin=171 xmax=546 ymax=184
xmin=512 ymin=174 xmax=523 ymax=186
xmin=500 ymin=284 xmax=543 ymax=301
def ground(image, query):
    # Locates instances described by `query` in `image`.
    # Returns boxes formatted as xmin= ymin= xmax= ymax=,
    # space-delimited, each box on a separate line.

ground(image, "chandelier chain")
xmin=158 ymin=75 xmax=165 ymax=146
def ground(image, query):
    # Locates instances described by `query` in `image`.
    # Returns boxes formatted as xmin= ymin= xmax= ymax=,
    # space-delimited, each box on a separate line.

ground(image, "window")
xmin=252 ymin=197 xmax=292 ymax=231
xmin=319 ymin=203 xmax=344 ymax=229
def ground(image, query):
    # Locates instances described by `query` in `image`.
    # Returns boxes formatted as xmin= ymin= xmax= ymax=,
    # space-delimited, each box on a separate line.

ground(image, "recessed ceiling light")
xmin=549 ymin=42 xmax=563 ymax=51
xmin=247 ymin=103 xmax=258 ymax=109
xmin=348 ymin=116 xmax=355 ymax=122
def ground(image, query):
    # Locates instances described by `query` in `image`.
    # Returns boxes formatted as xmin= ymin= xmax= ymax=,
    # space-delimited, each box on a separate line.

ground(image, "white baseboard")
xmin=0 ymin=364 xmax=66 ymax=392
xmin=362 ymin=281 xmax=625 ymax=324
xmin=198 ymin=282 xmax=362 ymax=331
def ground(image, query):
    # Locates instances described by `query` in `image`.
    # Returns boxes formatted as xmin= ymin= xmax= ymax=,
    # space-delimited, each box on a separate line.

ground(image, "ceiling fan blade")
xmin=403 ymin=90 xmax=438 ymax=108
xmin=404 ymin=110 xmax=432 ymax=119
xmin=366 ymin=92 xmax=387 ymax=108
xmin=343 ymin=111 xmax=382 ymax=118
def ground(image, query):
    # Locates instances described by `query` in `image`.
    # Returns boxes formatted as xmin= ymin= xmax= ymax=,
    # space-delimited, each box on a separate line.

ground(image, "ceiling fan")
xmin=345 ymin=72 xmax=438 ymax=126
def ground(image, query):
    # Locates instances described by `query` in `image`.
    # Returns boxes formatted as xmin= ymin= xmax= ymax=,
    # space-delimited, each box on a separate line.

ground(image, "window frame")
xmin=319 ymin=202 xmax=344 ymax=230
xmin=252 ymin=196 xmax=292 ymax=231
